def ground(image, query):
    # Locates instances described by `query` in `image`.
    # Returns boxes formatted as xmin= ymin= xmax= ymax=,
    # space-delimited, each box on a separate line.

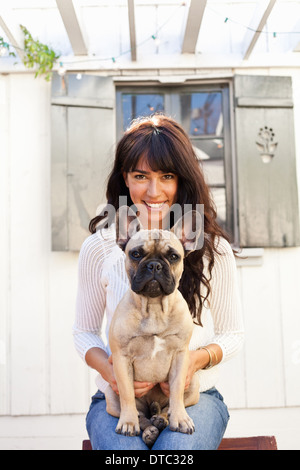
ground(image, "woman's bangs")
xmin=149 ymin=131 xmax=178 ymax=173
xmin=122 ymin=146 xmax=142 ymax=173
xmin=123 ymin=131 xmax=177 ymax=175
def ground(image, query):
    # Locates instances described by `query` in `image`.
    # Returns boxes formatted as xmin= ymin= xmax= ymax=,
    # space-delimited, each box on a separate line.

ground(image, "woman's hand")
xmin=133 ymin=380 xmax=156 ymax=398
xmin=108 ymin=355 xmax=155 ymax=398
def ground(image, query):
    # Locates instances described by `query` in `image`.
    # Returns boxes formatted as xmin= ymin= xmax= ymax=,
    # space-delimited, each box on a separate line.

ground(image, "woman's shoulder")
xmin=79 ymin=225 xmax=117 ymax=265
xmin=203 ymin=235 xmax=233 ymax=257
xmin=211 ymin=236 xmax=237 ymax=278
xmin=213 ymin=236 xmax=234 ymax=256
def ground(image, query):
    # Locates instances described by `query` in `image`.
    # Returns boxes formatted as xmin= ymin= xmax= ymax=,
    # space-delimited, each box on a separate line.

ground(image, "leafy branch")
xmin=0 ymin=26 xmax=61 ymax=81
xmin=20 ymin=25 xmax=60 ymax=81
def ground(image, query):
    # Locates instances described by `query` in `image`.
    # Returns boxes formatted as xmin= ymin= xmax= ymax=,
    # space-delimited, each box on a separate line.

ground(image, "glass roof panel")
xmin=0 ymin=0 xmax=299 ymax=65
xmin=135 ymin=2 xmax=186 ymax=56
xmin=81 ymin=3 xmax=130 ymax=59
xmin=254 ymin=0 xmax=300 ymax=54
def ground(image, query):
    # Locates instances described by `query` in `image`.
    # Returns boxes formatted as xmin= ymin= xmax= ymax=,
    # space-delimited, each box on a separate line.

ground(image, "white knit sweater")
xmin=73 ymin=224 xmax=244 ymax=393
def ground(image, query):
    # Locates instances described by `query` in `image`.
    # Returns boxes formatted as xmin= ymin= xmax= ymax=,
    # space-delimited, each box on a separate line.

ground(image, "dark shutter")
xmin=51 ymin=73 xmax=115 ymax=251
xmin=234 ymin=75 xmax=300 ymax=247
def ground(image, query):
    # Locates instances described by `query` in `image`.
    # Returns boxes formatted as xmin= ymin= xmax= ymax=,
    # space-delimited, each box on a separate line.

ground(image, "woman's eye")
xmin=134 ymin=174 xmax=146 ymax=180
xmin=163 ymin=174 xmax=174 ymax=180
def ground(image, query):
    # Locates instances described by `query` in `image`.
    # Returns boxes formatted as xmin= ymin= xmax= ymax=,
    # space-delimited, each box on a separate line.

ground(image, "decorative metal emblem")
xmin=256 ymin=126 xmax=278 ymax=163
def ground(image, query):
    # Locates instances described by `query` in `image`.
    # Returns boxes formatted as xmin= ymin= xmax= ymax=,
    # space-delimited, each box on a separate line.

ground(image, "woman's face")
xmin=123 ymin=157 xmax=178 ymax=229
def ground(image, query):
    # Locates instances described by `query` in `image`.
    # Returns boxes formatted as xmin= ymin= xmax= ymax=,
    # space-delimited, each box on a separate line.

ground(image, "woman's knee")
xmin=86 ymin=392 xmax=148 ymax=450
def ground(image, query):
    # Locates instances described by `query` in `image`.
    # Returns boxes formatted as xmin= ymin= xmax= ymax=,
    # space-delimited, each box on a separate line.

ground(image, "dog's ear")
xmin=171 ymin=210 xmax=203 ymax=256
xmin=116 ymin=206 xmax=142 ymax=251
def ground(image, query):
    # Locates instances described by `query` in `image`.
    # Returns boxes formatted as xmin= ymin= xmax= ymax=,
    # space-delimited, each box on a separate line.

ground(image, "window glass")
xmin=192 ymin=138 xmax=224 ymax=160
xmin=121 ymin=93 xmax=164 ymax=129
xmin=201 ymin=159 xmax=225 ymax=186
xmin=180 ymin=92 xmax=223 ymax=136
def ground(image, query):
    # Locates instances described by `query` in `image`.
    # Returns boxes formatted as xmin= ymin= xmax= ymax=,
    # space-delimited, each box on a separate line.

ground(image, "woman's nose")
xmin=147 ymin=178 xmax=161 ymax=197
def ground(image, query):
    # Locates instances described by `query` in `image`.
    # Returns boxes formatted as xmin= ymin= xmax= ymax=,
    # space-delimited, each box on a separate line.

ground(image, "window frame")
xmin=116 ymin=80 xmax=238 ymax=246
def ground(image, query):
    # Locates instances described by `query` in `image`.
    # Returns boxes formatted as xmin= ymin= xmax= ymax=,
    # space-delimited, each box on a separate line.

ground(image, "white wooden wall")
xmin=0 ymin=70 xmax=300 ymax=417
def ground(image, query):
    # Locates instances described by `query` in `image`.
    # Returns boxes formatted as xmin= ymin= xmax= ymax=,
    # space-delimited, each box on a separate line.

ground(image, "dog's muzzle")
xmin=131 ymin=258 xmax=176 ymax=298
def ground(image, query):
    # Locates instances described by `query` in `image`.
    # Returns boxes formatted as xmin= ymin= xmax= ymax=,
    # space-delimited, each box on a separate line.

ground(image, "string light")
xmin=151 ymin=35 xmax=161 ymax=46
xmin=57 ymin=61 xmax=66 ymax=76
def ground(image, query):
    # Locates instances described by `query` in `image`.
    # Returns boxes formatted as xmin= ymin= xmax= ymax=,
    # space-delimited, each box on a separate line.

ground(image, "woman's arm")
xmin=208 ymin=237 xmax=244 ymax=362
xmin=73 ymin=235 xmax=111 ymax=364
xmin=86 ymin=348 xmax=155 ymax=398
xmin=85 ymin=347 xmax=119 ymax=393
xmin=160 ymin=344 xmax=223 ymax=397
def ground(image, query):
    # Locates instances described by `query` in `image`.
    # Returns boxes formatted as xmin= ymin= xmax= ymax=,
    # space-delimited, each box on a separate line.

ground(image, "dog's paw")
xmin=142 ymin=425 xmax=159 ymax=447
xmin=168 ymin=410 xmax=195 ymax=434
xmin=149 ymin=401 xmax=161 ymax=416
xmin=150 ymin=414 xmax=168 ymax=431
xmin=115 ymin=418 xmax=140 ymax=437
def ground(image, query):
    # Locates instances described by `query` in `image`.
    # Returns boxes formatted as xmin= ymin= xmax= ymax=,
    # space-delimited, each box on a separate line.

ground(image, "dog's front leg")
xmin=168 ymin=349 xmax=195 ymax=434
xmin=112 ymin=351 xmax=140 ymax=436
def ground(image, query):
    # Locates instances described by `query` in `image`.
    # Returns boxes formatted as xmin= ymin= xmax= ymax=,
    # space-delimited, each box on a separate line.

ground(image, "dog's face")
xmin=124 ymin=230 xmax=184 ymax=298
xmin=116 ymin=206 xmax=203 ymax=298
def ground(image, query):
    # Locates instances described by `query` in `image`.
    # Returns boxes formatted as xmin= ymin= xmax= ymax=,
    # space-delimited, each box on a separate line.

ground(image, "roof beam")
xmin=127 ymin=0 xmax=137 ymax=61
xmin=56 ymin=0 xmax=88 ymax=56
xmin=242 ymin=0 xmax=277 ymax=60
xmin=0 ymin=3 xmax=24 ymax=60
xmin=182 ymin=0 xmax=207 ymax=54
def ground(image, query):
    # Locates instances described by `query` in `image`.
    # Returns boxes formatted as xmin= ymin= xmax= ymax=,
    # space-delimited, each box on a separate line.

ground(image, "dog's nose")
xmin=147 ymin=261 xmax=162 ymax=272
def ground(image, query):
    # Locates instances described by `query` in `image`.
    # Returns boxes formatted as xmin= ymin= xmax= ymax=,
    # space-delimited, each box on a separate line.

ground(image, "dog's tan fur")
xmin=105 ymin=213 xmax=200 ymax=446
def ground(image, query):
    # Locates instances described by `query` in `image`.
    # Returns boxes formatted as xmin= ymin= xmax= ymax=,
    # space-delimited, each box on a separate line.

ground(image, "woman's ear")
xmin=123 ymin=171 xmax=129 ymax=188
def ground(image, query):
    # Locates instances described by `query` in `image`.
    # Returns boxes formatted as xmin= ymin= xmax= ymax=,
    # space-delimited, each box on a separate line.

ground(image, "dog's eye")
xmin=130 ymin=250 xmax=142 ymax=260
xmin=169 ymin=253 xmax=179 ymax=262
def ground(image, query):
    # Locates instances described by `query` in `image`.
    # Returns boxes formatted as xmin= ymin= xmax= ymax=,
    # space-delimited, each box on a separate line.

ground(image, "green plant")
xmin=0 ymin=37 xmax=16 ymax=57
xmin=20 ymin=25 xmax=60 ymax=81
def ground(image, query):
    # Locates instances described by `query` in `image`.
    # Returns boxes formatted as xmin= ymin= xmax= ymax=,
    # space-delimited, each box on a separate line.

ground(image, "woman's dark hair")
xmin=89 ymin=114 xmax=230 ymax=325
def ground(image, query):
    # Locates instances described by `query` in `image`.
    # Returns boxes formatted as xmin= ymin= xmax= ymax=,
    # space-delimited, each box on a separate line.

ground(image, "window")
xmin=116 ymin=84 xmax=235 ymax=243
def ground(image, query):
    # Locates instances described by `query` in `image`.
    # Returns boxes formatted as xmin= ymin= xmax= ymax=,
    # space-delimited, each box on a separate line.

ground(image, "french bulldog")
xmin=104 ymin=206 xmax=201 ymax=447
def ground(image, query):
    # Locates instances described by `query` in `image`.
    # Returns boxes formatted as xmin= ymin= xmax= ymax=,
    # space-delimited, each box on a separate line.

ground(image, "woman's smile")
xmin=144 ymin=201 xmax=167 ymax=209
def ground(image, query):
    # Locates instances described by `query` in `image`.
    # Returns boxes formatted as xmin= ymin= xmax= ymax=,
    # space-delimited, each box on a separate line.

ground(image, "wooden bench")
xmin=217 ymin=436 xmax=277 ymax=450
xmin=82 ymin=435 xmax=277 ymax=450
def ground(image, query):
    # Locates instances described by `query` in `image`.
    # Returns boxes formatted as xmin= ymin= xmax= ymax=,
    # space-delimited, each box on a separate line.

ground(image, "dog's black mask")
xmin=130 ymin=256 xmax=176 ymax=298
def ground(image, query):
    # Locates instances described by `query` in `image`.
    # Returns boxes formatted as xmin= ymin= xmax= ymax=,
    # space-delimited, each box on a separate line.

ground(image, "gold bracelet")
xmin=211 ymin=348 xmax=218 ymax=365
xmin=200 ymin=347 xmax=213 ymax=370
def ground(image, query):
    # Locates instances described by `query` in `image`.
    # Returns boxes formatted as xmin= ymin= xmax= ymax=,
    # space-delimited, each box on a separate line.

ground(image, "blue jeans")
xmin=86 ymin=387 xmax=229 ymax=450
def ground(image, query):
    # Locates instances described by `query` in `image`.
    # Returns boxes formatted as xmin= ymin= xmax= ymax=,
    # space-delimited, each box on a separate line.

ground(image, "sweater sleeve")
xmin=73 ymin=233 xmax=114 ymax=363
xmin=208 ymin=237 xmax=244 ymax=363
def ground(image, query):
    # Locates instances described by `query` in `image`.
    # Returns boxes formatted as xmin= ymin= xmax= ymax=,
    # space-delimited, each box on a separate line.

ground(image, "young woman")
xmin=73 ymin=114 xmax=244 ymax=450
